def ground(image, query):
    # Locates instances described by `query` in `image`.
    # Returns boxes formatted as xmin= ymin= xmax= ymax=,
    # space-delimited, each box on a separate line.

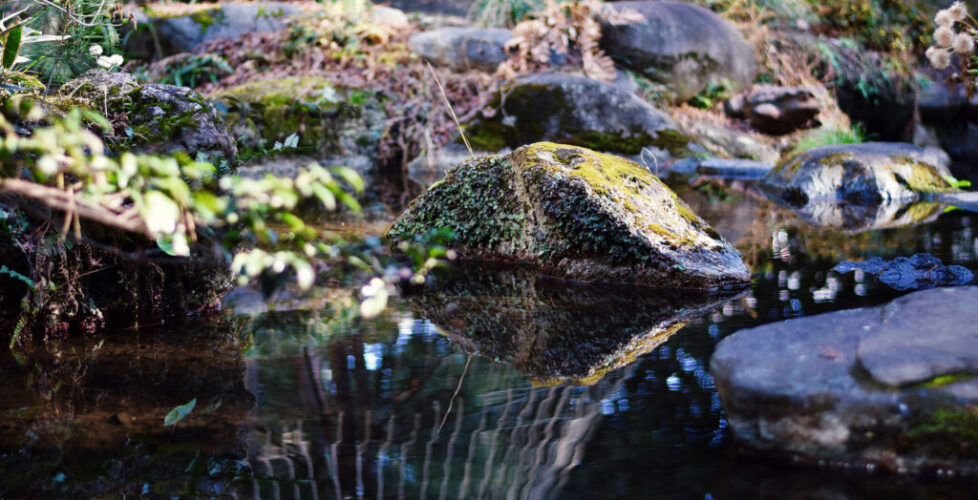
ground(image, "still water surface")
xmin=2 ymin=182 xmax=978 ymax=498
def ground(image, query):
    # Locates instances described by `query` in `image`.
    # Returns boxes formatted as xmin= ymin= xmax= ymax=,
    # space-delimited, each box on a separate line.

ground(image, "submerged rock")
xmin=466 ymin=73 xmax=689 ymax=155
xmin=761 ymin=142 xmax=956 ymax=207
xmin=409 ymin=266 xmax=743 ymax=385
xmin=834 ymin=253 xmax=973 ymax=291
xmin=388 ymin=142 xmax=750 ymax=290
xmin=408 ymin=27 xmax=512 ymax=72
xmin=711 ymin=287 xmax=978 ymax=475
xmin=599 ymin=1 xmax=756 ymax=100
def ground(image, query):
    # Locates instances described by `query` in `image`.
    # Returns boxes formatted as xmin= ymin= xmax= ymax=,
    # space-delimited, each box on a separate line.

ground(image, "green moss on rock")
xmin=389 ymin=142 xmax=750 ymax=290
xmin=209 ymin=77 xmax=384 ymax=160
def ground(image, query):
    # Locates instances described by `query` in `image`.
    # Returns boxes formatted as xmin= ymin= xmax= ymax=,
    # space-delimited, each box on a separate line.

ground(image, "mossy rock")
xmin=465 ymin=73 xmax=691 ymax=156
xmin=762 ymin=142 xmax=957 ymax=208
xmin=209 ymin=77 xmax=385 ymax=169
xmin=389 ymin=142 xmax=750 ymax=290
xmin=60 ymin=70 xmax=238 ymax=167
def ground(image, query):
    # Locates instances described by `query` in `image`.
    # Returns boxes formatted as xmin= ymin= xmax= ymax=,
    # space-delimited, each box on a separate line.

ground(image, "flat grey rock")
xmin=857 ymin=287 xmax=978 ymax=386
xmin=711 ymin=287 xmax=978 ymax=475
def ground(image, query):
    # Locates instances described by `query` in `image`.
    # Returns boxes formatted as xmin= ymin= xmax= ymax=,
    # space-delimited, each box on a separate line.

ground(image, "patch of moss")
xmin=209 ymin=77 xmax=381 ymax=157
xmin=388 ymin=155 xmax=531 ymax=256
xmin=903 ymin=408 xmax=978 ymax=458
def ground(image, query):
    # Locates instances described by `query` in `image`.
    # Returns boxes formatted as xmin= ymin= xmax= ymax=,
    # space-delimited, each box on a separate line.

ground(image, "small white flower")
xmin=936 ymin=10 xmax=954 ymax=28
xmin=88 ymin=45 xmax=103 ymax=57
xmin=953 ymin=33 xmax=974 ymax=54
xmin=96 ymin=53 xmax=125 ymax=69
xmin=929 ymin=49 xmax=952 ymax=69
xmin=935 ymin=26 xmax=956 ymax=47
xmin=949 ymin=2 xmax=968 ymax=22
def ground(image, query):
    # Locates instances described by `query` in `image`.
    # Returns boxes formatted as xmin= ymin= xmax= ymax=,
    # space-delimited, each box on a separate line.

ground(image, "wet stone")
xmin=834 ymin=253 xmax=974 ymax=290
xmin=711 ymin=287 xmax=978 ymax=475
xmin=856 ymin=287 xmax=978 ymax=386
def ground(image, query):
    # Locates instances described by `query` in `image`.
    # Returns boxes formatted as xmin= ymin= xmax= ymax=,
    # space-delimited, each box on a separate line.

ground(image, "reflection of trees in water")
xmin=235 ymin=321 xmax=633 ymax=500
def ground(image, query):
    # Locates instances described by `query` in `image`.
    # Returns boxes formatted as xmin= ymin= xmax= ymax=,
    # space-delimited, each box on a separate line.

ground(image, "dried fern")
xmin=496 ymin=0 xmax=642 ymax=82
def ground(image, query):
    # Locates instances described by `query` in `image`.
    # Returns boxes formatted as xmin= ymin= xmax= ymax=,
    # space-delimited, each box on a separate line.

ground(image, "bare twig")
xmin=425 ymin=61 xmax=474 ymax=158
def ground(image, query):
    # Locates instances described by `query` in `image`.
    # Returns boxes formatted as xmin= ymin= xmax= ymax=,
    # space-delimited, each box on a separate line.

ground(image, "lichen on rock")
xmin=389 ymin=142 xmax=750 ymax=290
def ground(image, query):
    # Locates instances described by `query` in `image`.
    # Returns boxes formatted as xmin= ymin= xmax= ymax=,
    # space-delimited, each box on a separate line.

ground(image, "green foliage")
xmin=0 ymin=265 xmax=34 ymax=291
xmin=687 ymin=81 xmax=732 ymax=109
xmin=943 ymin=175 xmax=972 ymax=189
xmin=811 ymin=0 xmax=931 ymax=53
xmin=17 ymin=0 xmax=127 ymax=86
xmin=0 ymin=99 xmax=454 ymax=324
xmin=792 ymin=124 xmax=864 ymax=152
xmin=154 ymin=54 xmax=233 ymax=89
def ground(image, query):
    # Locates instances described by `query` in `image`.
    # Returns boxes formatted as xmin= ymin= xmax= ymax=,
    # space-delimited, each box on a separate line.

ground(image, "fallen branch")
xmin=0 ymin=178 xmax=151 ymax=238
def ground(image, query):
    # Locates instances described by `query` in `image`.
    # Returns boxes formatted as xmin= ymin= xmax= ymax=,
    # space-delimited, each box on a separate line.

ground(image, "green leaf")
xmin=3 ymin=25 xmax=22 ymax=69
xmin=331 ymin=166 xmax=365 ymax=194
xmin=164 ymin=398 xmax=196 ymax=426
xmin=943 ymin=175 xmax=972 ymax=189
xmin=143 ymin=191 xmax=181 ymax=235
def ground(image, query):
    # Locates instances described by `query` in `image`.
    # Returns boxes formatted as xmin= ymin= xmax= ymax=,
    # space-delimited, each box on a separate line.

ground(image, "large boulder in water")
xmin=388 ymin=142 xmax=750 ymax=290
xmin=466 ymin=73 xmax=689 ymax=155
xmin=761 ymin=142 xmax=957 ymax=207
xmin=711 ymin=287 xmax=978 ymax=475
xmin=599 ymin=1 xmax=756 ymax=100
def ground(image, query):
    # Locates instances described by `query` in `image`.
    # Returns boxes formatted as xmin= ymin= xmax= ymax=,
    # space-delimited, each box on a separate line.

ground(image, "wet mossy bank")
xmin=389 ymin=142 xmax=750 ymax=290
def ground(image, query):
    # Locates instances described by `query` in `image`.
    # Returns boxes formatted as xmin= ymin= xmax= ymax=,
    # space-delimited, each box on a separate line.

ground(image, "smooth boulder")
xmin=407 ymin=27 xmax=512 ymax=72
xmin=388 ymin=142 xmax=750 ymax=290
xmin=599 ymin=1 xmax=756 ymax=100
xmin=711 ymin=287 xmax=978 ymax=475
xmin=466 ymin=73 xmax=689 ymax=155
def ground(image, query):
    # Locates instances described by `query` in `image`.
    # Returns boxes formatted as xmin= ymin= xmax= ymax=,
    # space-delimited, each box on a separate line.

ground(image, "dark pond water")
xmin=3 ymin=179 xmax=978 ymax=498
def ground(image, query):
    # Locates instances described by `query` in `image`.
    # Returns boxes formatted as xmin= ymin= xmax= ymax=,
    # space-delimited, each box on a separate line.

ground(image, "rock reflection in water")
xmin=408 ymin=266 xmax=744 ymax=385
xmin=234 ymin=269 xmax=743 ymax=500
xmin=765 ymin=196 xmax=945 ymax=233
xmin=0 ymin=315 xmax=253 ymax=498
xmin=237 ymin=316 xmax=640 ymax=500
